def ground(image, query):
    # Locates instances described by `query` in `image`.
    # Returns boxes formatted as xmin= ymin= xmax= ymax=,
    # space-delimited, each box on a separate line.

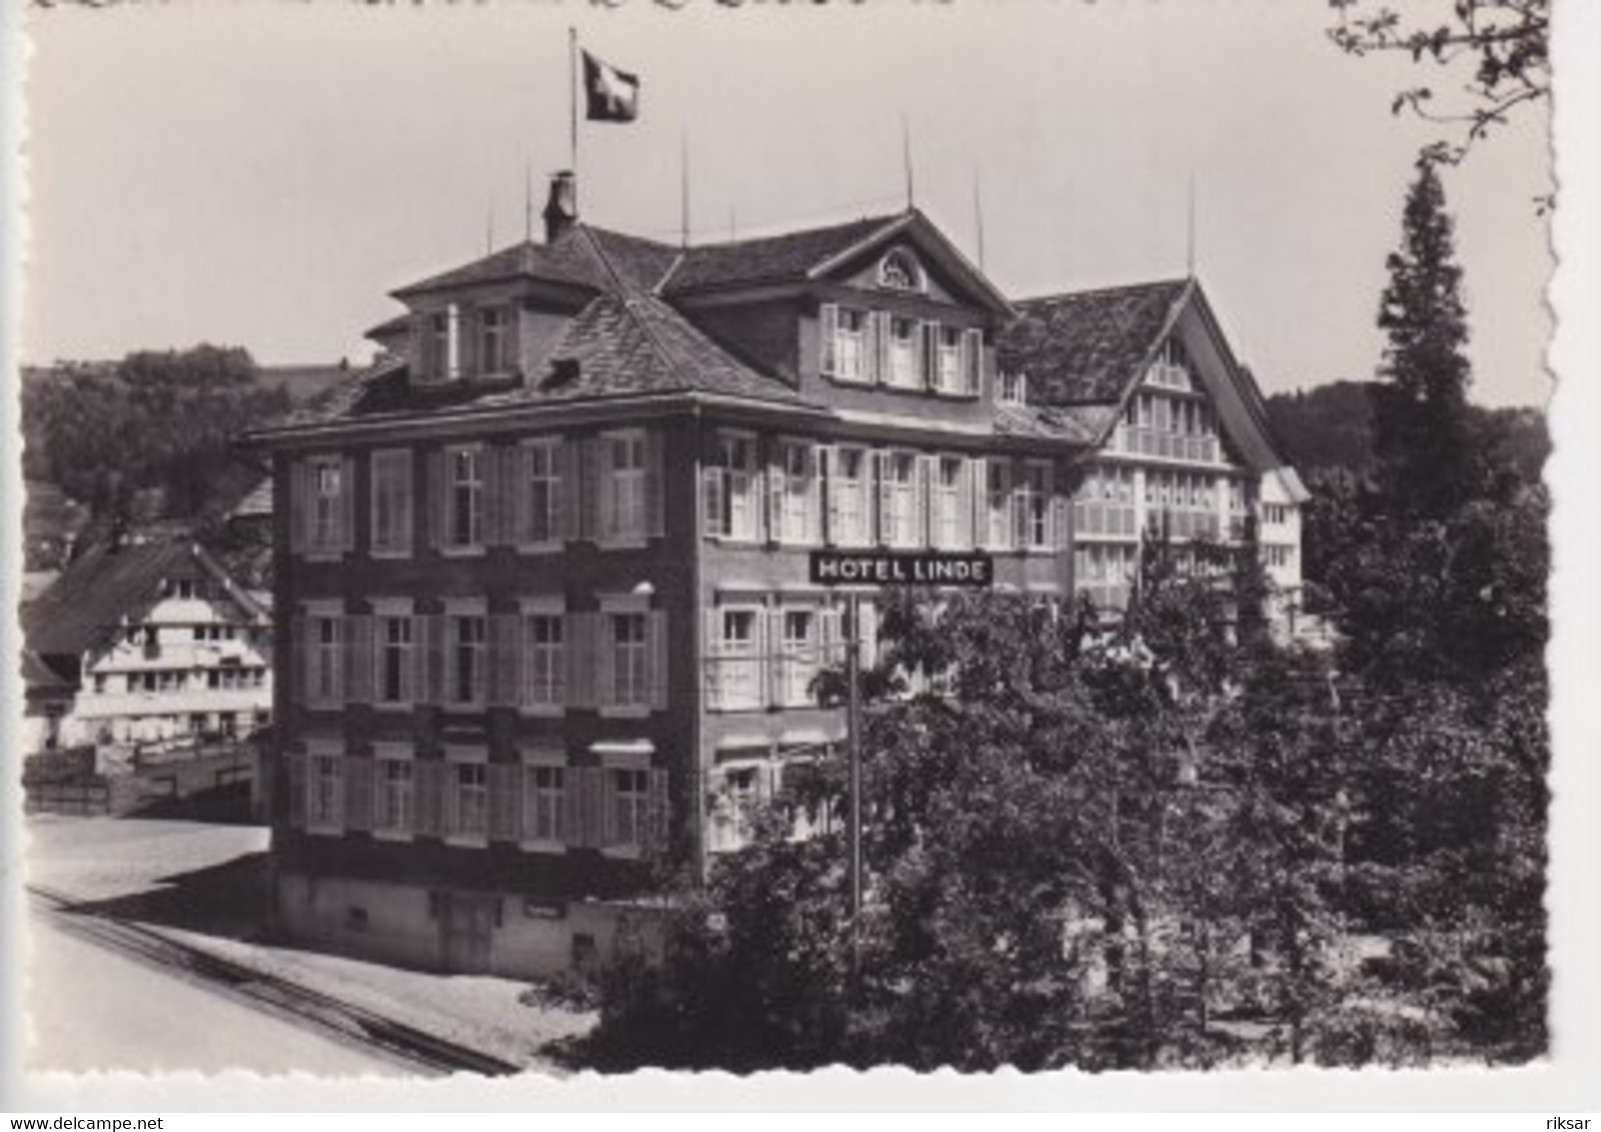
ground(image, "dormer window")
xmin=479 ymin=307 xmax=510 ymax=376
xmin=427 ymin=312 xmax=449 ymax=381
xmin=878 ymin=249 xmax=924 ymax=293
xmin=997 ymin=370 xmax=1028 ymax=406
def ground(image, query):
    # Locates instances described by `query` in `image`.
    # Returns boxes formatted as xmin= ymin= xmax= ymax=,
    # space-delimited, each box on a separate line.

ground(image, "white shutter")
xmin=596 ymin=613 xmax=616 ymax=708
xmin=957 ymin=458 xmax=975 ymax=549
xmin=767 ymin=442 xmax=785 ymax=543
xmin=767 ymin=606 xmax=785 ymax=708
xmin=704 ymin=608 xmax=722 ymax=711
xmin=805 ymin=444 xmax=822 ymax=544
xmin=703 ymin=461 xmax=724 ymax=540
xmin=822 ymin=446 xmax=839 ymax=547
xmin=819 ymin=303 xmax=839 ymax=377
xmin=647 ymin=610 xmax=669 ymax=710
xmin=964 ymin=328 xmax=984 ymax=395
xmin=339 ymin=457 xmax=357 ymax=553
xmin=875 ymin=451 xmax=892 ymax=546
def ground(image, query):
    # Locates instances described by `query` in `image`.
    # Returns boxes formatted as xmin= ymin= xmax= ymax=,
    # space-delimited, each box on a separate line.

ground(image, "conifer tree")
xmin=1372 ymin=159 xmax=1475 ymax=519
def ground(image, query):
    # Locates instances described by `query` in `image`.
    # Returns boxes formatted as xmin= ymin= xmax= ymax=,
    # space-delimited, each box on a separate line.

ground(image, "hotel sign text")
xmin=809 ymin=550 xmax=994 ymax=588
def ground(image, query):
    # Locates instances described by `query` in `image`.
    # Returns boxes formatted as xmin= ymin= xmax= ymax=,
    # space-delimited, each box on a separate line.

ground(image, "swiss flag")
xmin=582 ymin=50 xmax=640 ymax=123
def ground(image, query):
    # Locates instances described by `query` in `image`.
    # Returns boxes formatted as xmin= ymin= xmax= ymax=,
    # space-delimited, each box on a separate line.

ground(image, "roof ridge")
xmin=576 ymin=227 xmax=699 ymax=392
xmin=1015 ymin=277 xmax=1191 ymax=306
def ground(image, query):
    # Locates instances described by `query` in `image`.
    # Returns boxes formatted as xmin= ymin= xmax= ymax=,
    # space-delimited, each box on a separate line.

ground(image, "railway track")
xmin=27 ymin=884 xmax=523 ymax=1077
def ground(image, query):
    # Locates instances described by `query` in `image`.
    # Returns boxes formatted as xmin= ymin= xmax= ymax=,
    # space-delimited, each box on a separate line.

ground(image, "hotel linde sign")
xmin=809 ymin=550 xmax=995 ymax=588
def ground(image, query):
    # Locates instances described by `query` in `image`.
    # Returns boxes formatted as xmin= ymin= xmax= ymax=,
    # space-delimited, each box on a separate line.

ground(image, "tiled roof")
xmin=23 ymin=538 xmax=199 ymax=661
xmin=994 ymin=402 xmax=1114 ymax=445
xmin=390 ymin=232 xmax=611 ymax=298
xmin=229 ymin=477 xmax=273 ymax=520
xmin=22 ymin=648 xmax=74 ymax=694
xmin=999 ymin=279 xmax=1191 ymax=404
xmin=664 ymin=213 xmax=905 ymax=293
xmin=582 ymin=227 xmax=682 ymax=294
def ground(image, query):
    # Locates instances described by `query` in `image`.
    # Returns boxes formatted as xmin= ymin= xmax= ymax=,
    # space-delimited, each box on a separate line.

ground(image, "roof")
xmin=228 ymin=477 xmax=273 ymax=520
xmin=22 ymin=538 xmax=265 ymax=662
xmin=390 ymin=230 xmax=615 ymax=298
xmin=999 ymin=279 xmax=1192 ymax=404
xmin=664 ymin=213 xmax=903 ymax=293
xmin=993 ymin=402 xmax=1111 ymax=445
xmin=21 ymin=649 xmax=74 ymax=695
xmin=23 ymin=538 xmax=198 ymax=661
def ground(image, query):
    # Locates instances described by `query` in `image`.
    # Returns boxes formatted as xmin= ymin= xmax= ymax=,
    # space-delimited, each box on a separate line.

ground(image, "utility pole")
xmin=845 ymin=591 xmax=863 ymax=988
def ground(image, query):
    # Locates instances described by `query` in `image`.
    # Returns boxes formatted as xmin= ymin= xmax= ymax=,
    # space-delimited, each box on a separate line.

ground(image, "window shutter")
xmin=863 ymin=310 xmax=880 ymax=383
xmin=766 ymin=443 xmax=785 ymax=543
xmin=408 ymin=614 xmax=428 ymax=705
xmin=822 ymin=446 xmax=839 ymax=547
xmin=599 ymin=767 xmax=617 ymax=847
xmin=804 ymin=445 xmax=822 ymax=543
xmin=646 ymin=768 xmax=671 ymax=859
xmin=703 ymin=461 xmax=724 ymax=540
xmin=704 ymin=608 xmax=722 ymax=711
xmin=561 ymin=766 xmax=585 ymax=848
xmin=413 ymin=758 xmax=444 ymax=838
xmin=917 ymin=455 xmax=933 ymax=548
xmin=288 ymin=462 xmax=307 ymax=555
xmin=819 ymin=303 xmax=838 ymax=377
xmin=488 ymin=762 xmax=520 ymax=842
xmin=755 ymin=604 xmax=771 ymax=710
xmin=565 ymin=611 xmax=596 ymax=709
xmin=428 ymin=450 xmax=446 ymax=551
xmin=559 ymin=438 xmax=582 ymax=542
xmin=508 ymin=444 xmax=529 ymax=545
xmin=647 ymin=610 xmax=669 ymax=711
xmin=396 ymin=449 xmax=416 ymax=554
xmin=345 ymin=755 xmax=374 ymax=833
xmin=339 ymin=456 xmax=357 ymax=552
xmin=580 ymin=437 xmax=602 ymax=541
xmin=645 ymin=428 xmax=666 ymax=539
xmin=875 ymin=451 xmax=893 ymax=547
xmin=596 ymin=613 xmax=616 ymax=708
xmin=964 ymin=328 xmax=984 ymax=395
xmin=421 ymin=613 xmax=445 ymax=705
xmin=290 ymin=612 xmax=307 ymax=706
xmin=957 ymin=459 xmax=975 ymax=548
xmin=766 ymin=606 xmax=785 ymax=708
xmin=873 ymin=311 xmax=891 ymax=383
xmin=915 ymin=320 xmax=931 ymax=388
xmin=345 ymin=614 xmax=373 ymax=704
xmin=285 ymin=751 xmax=307 ymax=829
xmin=488 ymin=612 xmax=519 ymax=707
xmin=480 ymin=446 xmax=503 ymax=546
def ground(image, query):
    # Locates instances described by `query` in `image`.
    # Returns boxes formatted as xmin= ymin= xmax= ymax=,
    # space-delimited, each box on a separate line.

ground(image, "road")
xmin=25 ymin=906 xmax=411 ymax=1076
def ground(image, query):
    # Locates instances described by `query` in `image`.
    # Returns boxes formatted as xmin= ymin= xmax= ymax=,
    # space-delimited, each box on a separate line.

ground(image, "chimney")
xmin=543 ymin=170 xmax=578 ymax=243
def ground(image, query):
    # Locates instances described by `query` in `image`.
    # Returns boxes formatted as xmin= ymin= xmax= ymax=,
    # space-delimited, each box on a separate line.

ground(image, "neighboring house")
xmin=21 ymin=536 xmax=274 ymax=753
xmin=245 ymin=172 xmax=1310 ymax=979
xmin=998 ymin=281 xmax=1310 ymax=630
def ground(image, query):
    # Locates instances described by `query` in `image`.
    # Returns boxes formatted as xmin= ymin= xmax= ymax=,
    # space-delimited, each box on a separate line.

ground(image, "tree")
xmin=1328 ymin=0 xmax=1549 ymax=175
xmin=1372 ymin=159 xmax=1475 ymax=520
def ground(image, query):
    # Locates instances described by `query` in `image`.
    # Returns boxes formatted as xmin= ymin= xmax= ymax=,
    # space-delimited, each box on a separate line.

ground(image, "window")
xmin=307 ymin=614 xmax=343 ymax=705
xmin=834 ymin=308 xmax=868 ymax=383
xmin=828 ymin=446 xmax=871 ymax=546
xmin=709 ymin=760 xmax=769 ymax=853
xmin=523 ymin=763 xmax=566 ymax=845
xmin=375 ymin=615 xmax=413 ymax=706
xmin=1016 ymin=462 xmax=1052 ymax=550
xmin=931 ymin=457 xmax=969 ymax=550
xmin=713 ymin=606 xmax=762 ymax=710
xmin=879 ymin=451 xmax=922 ymax=548
xmin=428 ymin=313 xmax=449 ymax=379
xmin=479 ymin=307 xmax=509 ymax=375
xmin=445 ymin=447 xmax=483 ymax=549
xmin=707 ymin=432 xmax=760 ymax=541
xmin=983 ymin=460 xmax=1013 ymax=550
xmin=611 ymin=768 xmax=650 ymax=851
xmin=447 ymin=759 xmax=489 ymax=842
xmin=370 ymin=450 xmax=413 ymax=556
xmin=774 ymin=441 xmax=819 ymax=545
xmin=308 ymin=753 xmax=343 ymax=831
xmin=522 ymin=614 xmax=564 ymax=709
xmin=937 ymin=327 xmax=964 ymax=394
xmin=779 ymin=608 xmax=819 ymax=707
xmin=309 ymin=458 xmax=344 ymax=553
xmin=603 ymin=431 xmax=647 ymax=541
xmin=886 ymin=316 xmax=919 ymax=389
xmin=997 ymin=370 xmax=1027 ymax=405
xmin=879 ymin=249 xmax=923 ymax=291
xmin=374 ymin=755 xmax=414 ymax=836
xmin=521 ymin=439 xmax=561 ymax=545
xmin=610 ymin=613 xmax=649 ymax=708
xmin=448 ymin=614 xmax=487 ymax=706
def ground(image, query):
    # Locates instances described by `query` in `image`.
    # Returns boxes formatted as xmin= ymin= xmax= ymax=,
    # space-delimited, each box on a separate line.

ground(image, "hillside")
xmin=1266 ymin=380 xmax=1547 ymax=484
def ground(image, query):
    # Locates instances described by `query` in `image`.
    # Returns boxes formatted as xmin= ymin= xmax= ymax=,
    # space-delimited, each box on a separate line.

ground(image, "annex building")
xmin=248 ymin=173 xmax=1308 ymax=977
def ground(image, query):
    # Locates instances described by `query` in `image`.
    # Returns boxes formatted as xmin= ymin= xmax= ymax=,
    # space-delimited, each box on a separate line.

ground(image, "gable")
xmin=809 ymin=212 xmax=1012 ymax=319
xmin=1162 ymin=291 xmax=1289 ymax=474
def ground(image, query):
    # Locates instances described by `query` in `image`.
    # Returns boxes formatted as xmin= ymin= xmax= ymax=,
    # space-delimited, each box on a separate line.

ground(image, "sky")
xmin=19 ymin=1 xmax=1553 ymax=408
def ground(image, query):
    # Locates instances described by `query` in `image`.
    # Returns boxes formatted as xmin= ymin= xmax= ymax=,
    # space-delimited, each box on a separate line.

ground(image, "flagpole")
xmin=901 ymin=114 xmax=915 ymax=209
xmin=680 ymin=130 xmax=690 ymax=249
xmin=569 ymin=27 xmax=579 ymax=207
